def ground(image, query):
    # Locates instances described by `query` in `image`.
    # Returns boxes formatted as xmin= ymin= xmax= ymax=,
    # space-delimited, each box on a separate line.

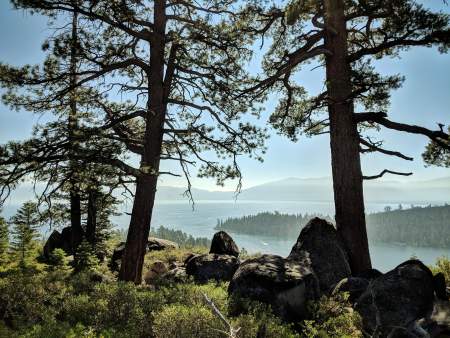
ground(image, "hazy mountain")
xmin=156 ymin=176 xmax=450 ymax=204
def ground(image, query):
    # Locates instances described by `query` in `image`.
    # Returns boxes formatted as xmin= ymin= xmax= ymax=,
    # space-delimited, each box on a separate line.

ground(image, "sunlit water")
xmin=114 ymin=200 xmax=450 ymax=272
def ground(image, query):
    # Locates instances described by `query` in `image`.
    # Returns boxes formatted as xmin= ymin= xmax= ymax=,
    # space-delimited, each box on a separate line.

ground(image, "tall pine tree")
xmin=242 ymin=0 xmax=450 ymax=272
xmin=1 ymin=0 xmax=266 ymax=282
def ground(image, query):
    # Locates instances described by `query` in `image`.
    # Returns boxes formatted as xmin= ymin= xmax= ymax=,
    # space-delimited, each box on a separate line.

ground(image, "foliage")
xmin=216 ymin=211 xmax=332 ymax=237
xmin=152 ymin=303 xmax=225 ymax=338
xmin=73 ymin=240 xmax=100 ymax=272
xmin=429 ymin=256 xmax=450 ymax=286
xmin=9 ymin=201 xmax=41 ymax=270
xmin=423 ymin=126 xmax=450 ymax=167
xmin=0 ymin=212 xmax=8 ymax=267
xmin=0 ymin=239 xmax=367 ymax=338
xmin=150 ymin=226 xmax=211 ymax=249
xmin=366 ymin=204 xmax=450 ymax=247
xmin=302 ymin=293 xmax=363 ymax=338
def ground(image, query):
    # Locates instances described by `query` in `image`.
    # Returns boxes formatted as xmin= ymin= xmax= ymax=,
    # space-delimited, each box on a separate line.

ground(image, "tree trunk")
xmin=323 ymin=0 xmax=372 ymax=273
xmin=119 ymin=0 xmax=167 ymax=283
xmin=85 ymin=189 xmax=97 ymax=245
xmin=69 ymin=9 xmax=83 ymax=252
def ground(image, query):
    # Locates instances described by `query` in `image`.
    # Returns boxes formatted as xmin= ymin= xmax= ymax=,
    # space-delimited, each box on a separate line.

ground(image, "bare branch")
xmin=363 ymin=169 xmax=413 ymax=180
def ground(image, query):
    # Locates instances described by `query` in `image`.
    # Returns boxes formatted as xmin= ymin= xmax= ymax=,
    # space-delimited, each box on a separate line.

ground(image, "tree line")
xmin=367 ymin=204 xmax=450 ymax=248
xmin=215 ymin=205 xmax=450 ymax=248
xmin=216 ymin=211 xmax=333 ymax=238
xmin=0 ymin=0 xmax=448 ymax=281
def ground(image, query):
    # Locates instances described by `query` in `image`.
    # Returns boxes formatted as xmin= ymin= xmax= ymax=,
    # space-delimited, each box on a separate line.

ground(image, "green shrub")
xmin=302 ymin=292 xmax=363 ymax=338
xmin=153 ymin=303 xmax=226 ymax=338
xmin=0 ymin=272 xmax=68 ymax=329
xmin=232 ymin=304 xmax=299 ymax=338
xmin=429 ymin=256 xmax=450 ymax=286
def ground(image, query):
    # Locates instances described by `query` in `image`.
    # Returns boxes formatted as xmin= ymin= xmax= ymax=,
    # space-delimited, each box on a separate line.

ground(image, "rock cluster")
xmin=71 ymin=217 xmax=449 ymax=335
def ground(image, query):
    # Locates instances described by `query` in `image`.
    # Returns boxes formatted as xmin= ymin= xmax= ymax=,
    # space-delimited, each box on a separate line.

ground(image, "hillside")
xmin=215 ymin=205 xmax=450 ymax=248
xmin=156 ymin=176 xmax=450 ymax=204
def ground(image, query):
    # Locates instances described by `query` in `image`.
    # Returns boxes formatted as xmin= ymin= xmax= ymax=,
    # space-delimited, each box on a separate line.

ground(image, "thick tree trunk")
xmin=85 ymin=189 xmax=97 ymax=245
xmin=119 ymin=0 xmax=167 ymax=283
xmin=323 ymin=0 xmax=372 ymax=273
xmin=69 ymin=9 xmax=83 ymax=252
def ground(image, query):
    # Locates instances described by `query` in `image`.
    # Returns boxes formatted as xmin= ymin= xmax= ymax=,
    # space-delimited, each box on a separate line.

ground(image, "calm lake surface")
xmin=115 ymin=199 xmax=450 ymax=272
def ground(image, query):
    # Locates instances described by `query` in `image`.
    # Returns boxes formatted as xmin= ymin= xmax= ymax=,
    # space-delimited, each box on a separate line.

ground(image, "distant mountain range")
xmin=156 ymin=176 xmax=450 ymax=204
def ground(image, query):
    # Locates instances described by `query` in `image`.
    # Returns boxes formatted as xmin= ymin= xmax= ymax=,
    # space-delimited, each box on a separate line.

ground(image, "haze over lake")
xmin=119 ymin=197 xmax=450 ymax=273
xmin=4 ymin=176 xmax=449 ymax=272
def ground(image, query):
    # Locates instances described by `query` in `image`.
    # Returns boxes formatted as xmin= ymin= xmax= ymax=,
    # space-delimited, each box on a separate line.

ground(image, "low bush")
xmin=302 ymin=292 xmax=363 ymax=338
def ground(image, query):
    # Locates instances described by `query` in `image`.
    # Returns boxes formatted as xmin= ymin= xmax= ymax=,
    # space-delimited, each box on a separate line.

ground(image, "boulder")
xmin=355 ymin=260 xmax=435 ymax=336
xmin=332 ymin=277 xmax=370 ymax=303
xmin=164 ymin=266 xmax=188 ymax=283
xmin=144 ymin=261 xmax=168 ymax=284
xmin=42 ymin=226 xmax=80 ymax=259
xmin=288 ymin=217 xmax=351 ymax=293
xmin=147 ymin=237 xmax=179 ymax=251
xmin=355 ymin=268 xmax=383 ymax=280
xmin=43 ymin=230 xmax=63 ymax=259
xmin=433 ymin=273 xmax=448 ymax=300
xmin=209 ymin=231 xmax=239 ymax=257
xmin=185 ymin=253 xmax=239 ymax=283
xmin=228 ymin=254 xmax=320 ymax=321
xmin=109 ymin=242 xmax=126 ymax=272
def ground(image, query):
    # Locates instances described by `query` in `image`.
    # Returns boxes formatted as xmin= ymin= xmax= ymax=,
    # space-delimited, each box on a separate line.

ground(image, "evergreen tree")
xmin=423 ymin=126 xmax=450 ymax=167
xmin=2 ymin=0 xmax=266 ymax=282
xmin=0 ymin=211 xmax=8 ymax=266
xmin=241 ymin=0 xmax=450 ymax=272
xmin=9 ymin=201 xmax=41 ymax=269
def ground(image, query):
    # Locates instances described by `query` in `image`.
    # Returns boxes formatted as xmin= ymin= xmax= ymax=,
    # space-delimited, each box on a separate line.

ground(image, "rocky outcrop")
xmin=209 ymin=231 xmax=239 ymax=257
xmin=229 ymin=254 xmax=320 ymax=321
xmin=43 ymin=226 xmax=79 ymax=259
xmin=355 ymin=260 xmax=436 ymax=336
xmin=185 ymin=253 xmax=239 ymax=283
xmin=147 ymin=237 xmax=179 ymax=251
xmin=43 ymin=230 xmax=63 ymax=259
xmin=109 ymin=241 xmax=126 ymax=272
xmin=144 ymin=261 xmax=168 ymax=285
xmin=109 ymin=237 xmax=178 ymax=272
xmin=332 ymin=277 xmax=370 ymax=303
xmin=288 ymin=217 xmax=351 ymax=293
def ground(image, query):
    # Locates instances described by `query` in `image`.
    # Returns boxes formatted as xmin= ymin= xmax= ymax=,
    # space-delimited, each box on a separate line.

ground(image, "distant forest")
xmin=366 ymin=204 xmax=450 ymax=247
xmin=215 ymin=211 xmax=333 ymax=238
xmin=150 ymin=226 xmax=211 ymax=248
xmin=216 ymin=205 xmax=450 ymax=248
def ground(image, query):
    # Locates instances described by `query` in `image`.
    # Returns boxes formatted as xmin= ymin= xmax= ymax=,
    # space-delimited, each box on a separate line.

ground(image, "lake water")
xmin=115 ymin=200 xmax=450 ymax=272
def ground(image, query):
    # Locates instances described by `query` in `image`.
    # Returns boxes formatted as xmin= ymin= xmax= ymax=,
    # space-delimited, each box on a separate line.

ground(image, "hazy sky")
xmin=0 ymin=1 xmax=449 ymax=192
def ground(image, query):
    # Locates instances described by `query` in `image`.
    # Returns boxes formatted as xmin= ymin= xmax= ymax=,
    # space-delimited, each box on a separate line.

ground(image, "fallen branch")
xmin=202 ymin=292 xmax=240 ymax=338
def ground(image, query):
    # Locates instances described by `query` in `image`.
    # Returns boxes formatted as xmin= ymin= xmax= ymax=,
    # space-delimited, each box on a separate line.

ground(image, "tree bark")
xmin=119 ymin=0 xmax=167 ymax=283
xmin=85 ymin=189 xmax=97 ymax=245
xmin=69 ymin=8 xmax=83 ymax=252
xmin=323 ymin=0 xmax=372 ymax=273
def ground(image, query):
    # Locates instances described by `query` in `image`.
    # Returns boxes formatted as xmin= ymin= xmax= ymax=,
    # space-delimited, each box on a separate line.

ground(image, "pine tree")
xmin=242 ymin=0 xmax=450 ymax=272
xmin=0 ymin=211 xmax=8 ymax=266
xmin=3 ymin=0 xmax=266 ymax=282
xmin=10 ymin=201 xmax=41 ymax=269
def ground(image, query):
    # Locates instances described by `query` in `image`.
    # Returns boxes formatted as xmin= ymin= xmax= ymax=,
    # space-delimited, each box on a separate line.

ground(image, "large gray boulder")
xmin=355 ymin=260 xmax=435 ymax=336
xmin=288 ymin=217 xmax=351 ymax=293
xmin=228 ymin=254 xmax=320 ymax=321
xmin=147 ymin=237 xmax=179 ymax=251
xmin=185 ymin=253 xmax=239 ymax=283
xmin=209 ymin=231 xmax=239 ymax=257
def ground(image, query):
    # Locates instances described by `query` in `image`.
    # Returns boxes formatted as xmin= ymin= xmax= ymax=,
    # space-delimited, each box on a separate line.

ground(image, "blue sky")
xmin=0 ymin=1 xmax=449 ymax=193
